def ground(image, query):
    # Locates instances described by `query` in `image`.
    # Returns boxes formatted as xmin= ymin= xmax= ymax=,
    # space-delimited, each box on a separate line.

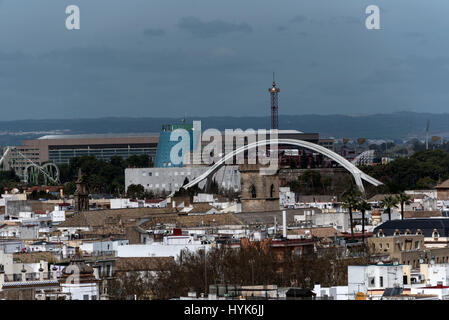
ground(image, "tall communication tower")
xmin=268 ymin=72 xmax=280 ymax=130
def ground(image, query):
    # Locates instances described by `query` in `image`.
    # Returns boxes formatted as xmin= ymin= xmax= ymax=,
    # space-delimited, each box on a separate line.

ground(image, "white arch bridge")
xmin=181 ymin=138 xmax=382 ymax=194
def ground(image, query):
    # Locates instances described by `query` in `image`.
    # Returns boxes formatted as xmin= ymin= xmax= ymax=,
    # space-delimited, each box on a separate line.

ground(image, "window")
xmin=270 ymin=184 xmax=275 ymax=198
xmin=83 ymin=295 xmax=89 ymax=300
xmin=415 ymin=241 xmax=420 ymax=249
xmin=106 ymin=264 xmax=112 ymax=277
xmin=386 ymin=243 xmax=390 ymax=249
xmin=379 ymin=276 xmax=384 ymax=287
xmin=368 ymin=277 xmax=375 ymax=287
xmin=433 ymin=231 xmax=440 ymax=238
xmin=379 ymin=243 xmax=383 ymax=249
xmin=250 ymin=185 xmax=257 ymax=198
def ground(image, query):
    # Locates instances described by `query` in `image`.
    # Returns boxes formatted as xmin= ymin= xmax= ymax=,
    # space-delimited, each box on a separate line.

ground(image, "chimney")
xmin=172 ymin=200 xmax=176 ymax=209
xmin=282 ymin=210 xmax=287 ymax=238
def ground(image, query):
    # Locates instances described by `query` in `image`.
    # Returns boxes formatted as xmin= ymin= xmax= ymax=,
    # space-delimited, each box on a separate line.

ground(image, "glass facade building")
xmin=49 ymin=143 xmax=157 ymax=164
xmin=154 ymin=123 xmax=194 ymax=168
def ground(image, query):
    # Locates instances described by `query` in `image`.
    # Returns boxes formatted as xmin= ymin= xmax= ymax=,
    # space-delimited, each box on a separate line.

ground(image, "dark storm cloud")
xmin=177 ymin=17 xmax=252 ymax=38
xmin=143 ymin=28 xmax=166 ymax=37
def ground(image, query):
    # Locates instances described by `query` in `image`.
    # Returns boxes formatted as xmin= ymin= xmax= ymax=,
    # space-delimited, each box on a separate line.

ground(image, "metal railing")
xmin=3 ymin=272 xmax=55 ymax=282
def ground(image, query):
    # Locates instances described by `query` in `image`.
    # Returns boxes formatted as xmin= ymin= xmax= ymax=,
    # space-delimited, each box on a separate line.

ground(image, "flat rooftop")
xmin=38 ymin=133 xmax=159 ymax=140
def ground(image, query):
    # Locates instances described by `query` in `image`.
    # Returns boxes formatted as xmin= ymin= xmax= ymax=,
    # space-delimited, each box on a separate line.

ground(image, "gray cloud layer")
xmin=0 ymin=0 xmax=446 ymax=120
xmin=177 ymin=17 xmax=252 ymax=38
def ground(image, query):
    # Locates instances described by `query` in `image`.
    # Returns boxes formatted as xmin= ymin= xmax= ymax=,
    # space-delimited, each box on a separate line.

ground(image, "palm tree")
xmin=342 ymin=187 xmax=362 ymax=241
xmin=355 ymin=199 xmax=371 ymax=243
xmin=379 ymin=195 xmax=399 ymax=221
xmin=396 ymin=192 xmax=412 ymax=220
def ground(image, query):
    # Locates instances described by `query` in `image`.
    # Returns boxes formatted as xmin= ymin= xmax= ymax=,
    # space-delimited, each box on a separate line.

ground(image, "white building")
xmin=313 ymin=284 xmax=350 ymax=300
xmin=125 ymin=165 xmax=241 ymax=195
xmin=79 ymin=239 xmax=129 ymax=255
xmin=348 ymin=264 xmax=404 ymax=300
xmin=116 ymin=235 xmax=212 ymax=258
xmin=424 ymin=263 xmax=449 ymax=286
xmin=279 ymin=187 xmax=295 ymax=208
xmin=59 ymin=259 xmax=99 ymax=300
xmin=50 ymin=205 xmax=66 ymax=223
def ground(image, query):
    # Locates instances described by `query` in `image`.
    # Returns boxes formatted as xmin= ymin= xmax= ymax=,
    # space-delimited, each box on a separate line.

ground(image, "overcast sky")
xmin=0 ymin=0 xmax=447 ymax=120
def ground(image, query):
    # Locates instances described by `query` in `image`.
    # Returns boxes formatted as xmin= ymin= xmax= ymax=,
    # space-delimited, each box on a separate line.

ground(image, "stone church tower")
xmin=74 ymin=168 xmax=89 ymax=212
xmin=239 ymin=164 xmax=280 ymax=212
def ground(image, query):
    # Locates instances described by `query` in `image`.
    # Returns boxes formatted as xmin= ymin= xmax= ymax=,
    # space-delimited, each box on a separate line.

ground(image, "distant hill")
xmin=0 ymin=112 xmax=447 ymax=146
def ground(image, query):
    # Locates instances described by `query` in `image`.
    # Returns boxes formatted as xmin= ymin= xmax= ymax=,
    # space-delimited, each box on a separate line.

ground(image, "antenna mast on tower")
xmin=269 ymin=72 xmax=280 ymax=130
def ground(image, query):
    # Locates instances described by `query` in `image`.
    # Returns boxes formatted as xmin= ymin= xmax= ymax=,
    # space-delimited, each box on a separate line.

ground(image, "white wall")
xmin=117 ymin=243 xmax=212 ymax=258
xmin=61 ymin=283 xmax=99 ymax=300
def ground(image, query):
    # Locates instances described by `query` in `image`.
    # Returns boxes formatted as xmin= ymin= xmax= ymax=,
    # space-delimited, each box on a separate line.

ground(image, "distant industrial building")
xmin=3 ymin=133 xmax=159 ymax=175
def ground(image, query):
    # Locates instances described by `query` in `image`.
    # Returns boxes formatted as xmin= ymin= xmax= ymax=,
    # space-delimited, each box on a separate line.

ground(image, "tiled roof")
xmin=114 ymin=257 xmax=174 ymax=272
xmin=290 ymin=227 xmax=342 ymax=238
xmin=235 ymin=208 xmax=322 ymax=225
xmin=139 ymin=213 xmax=243 ymax=229
xmin=13 ymin=252 xmax=60 ymax=263
xmin=436 ymin=179 xmax=449 ymax=189
xmin=58 ymin=207 xmax=178 ymax=228
xmin=403 ymin=211 xmax=442 ymax=219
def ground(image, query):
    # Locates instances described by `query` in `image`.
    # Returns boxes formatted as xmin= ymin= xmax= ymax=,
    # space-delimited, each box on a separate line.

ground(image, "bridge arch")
xmin=181 ymin=138 xmax=382 ymax=194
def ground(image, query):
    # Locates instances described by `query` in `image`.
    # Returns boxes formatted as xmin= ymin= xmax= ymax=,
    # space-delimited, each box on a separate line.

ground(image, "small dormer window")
xmin=405 ymin=229 xmax=411 ymax=235
xmin=377 ymin=230 xmax=385 ymax=238
xmin=394 ymin=230 xmax=401 ymax=236
xmin=433 ymin=231 xmax=440 ymax=238
xmin=416 ymin=229 xmax=422 ymax=235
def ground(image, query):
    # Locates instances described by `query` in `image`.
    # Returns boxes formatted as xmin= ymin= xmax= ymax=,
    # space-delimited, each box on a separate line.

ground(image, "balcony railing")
xmin=3 ymin=272 xmax=55 ymax=282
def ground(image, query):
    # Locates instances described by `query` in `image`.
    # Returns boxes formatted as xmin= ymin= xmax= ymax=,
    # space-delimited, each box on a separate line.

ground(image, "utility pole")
xmin=204 ymin=246 xmax=207 ymax=297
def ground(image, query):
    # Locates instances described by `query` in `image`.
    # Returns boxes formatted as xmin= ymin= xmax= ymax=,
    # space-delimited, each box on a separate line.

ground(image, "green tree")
xmin=127 ymin=184 xmax=145 ymax=199
xmin=354 ymin=199 xmax=371 ymax=243
xmin=341 ymin=186 xmax=362 ymax=241
xmin=379 ymin=195 xmax=399 ymax=221
xmin=396 ymin=192 xmax=411 ymax=220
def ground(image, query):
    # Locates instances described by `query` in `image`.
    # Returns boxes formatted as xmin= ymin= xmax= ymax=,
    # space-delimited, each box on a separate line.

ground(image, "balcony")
xmin=3 ymin=272 xmax=56 ymax=283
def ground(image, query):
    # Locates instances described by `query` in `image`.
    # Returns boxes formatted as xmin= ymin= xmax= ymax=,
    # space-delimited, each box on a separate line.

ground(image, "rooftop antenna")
xmin=269 ymin=72 xmax=280 ymax=130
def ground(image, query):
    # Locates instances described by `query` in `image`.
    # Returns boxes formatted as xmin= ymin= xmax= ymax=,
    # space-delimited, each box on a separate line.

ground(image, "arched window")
xmin=250 ymin=185 xmax=257 ymax=199
xmin=433 ymin=230 xmax=440 ymax=238
xmin=377 ymin=230 xmax=384 ymax=238
xmin=394 ymin=230 xmax=401 ymax=236
xmin=270 ymin=184 xmax=275 ymax=198
xmin=405 ymin=229 xmax=411 ymax=235
xmin=416 ymin=229 xmax=423 ymax=235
